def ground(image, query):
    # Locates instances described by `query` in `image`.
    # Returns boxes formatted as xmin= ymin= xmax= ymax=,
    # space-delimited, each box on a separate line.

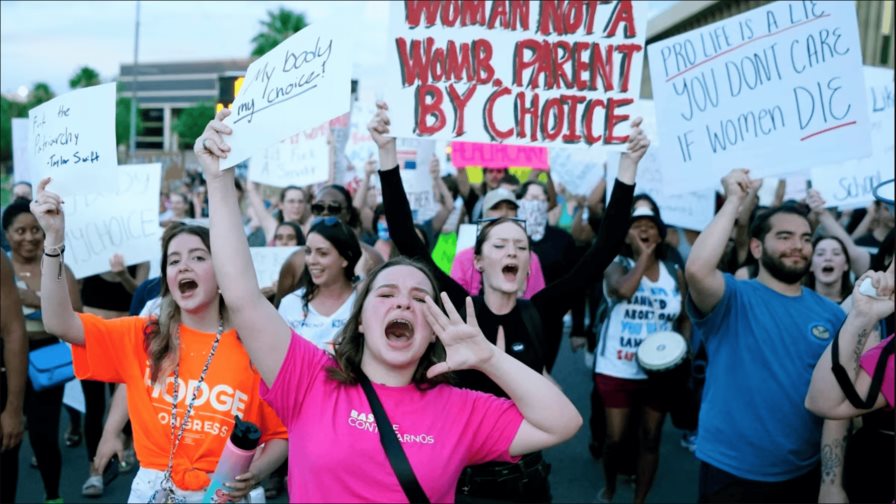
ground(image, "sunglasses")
xmin=311 ymin=203 xmax=344 ymax=216
xmin=475 ymin=217 xmax=527 ymax=235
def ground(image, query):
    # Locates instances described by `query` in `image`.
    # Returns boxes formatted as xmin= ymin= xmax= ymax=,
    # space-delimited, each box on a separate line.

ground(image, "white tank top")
xmin=278 ymin=287 xmax=356 ymax=352
xmin=594 ymin=256 xmax=682 ymax=380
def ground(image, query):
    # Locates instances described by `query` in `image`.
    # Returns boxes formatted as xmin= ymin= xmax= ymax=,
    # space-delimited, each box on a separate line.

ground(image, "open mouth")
xmin=821 ymin=265 xmax=835 ymax=274
xmin=502 ymin=264 xmax=519 ymax=282
xmin=178 ymin=278 xmax=199 ymax=295
xmin=385 ymin=319 xmax=414 ymax=342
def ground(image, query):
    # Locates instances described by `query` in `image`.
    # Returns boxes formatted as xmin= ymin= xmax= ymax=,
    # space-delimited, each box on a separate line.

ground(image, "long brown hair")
xmin=326 ymin=257 xmax=452 ymax=389
xmin=143 ymin=223 xmax=226 ymax=384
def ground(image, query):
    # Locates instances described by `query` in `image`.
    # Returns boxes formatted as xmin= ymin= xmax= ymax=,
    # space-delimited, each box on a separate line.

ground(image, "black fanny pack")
xmin=457 ymin=452 xmax=551 ymax=502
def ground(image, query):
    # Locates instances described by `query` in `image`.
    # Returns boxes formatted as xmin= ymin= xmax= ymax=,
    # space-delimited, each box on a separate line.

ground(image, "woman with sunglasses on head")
xmin=195 ymin=109 xmax=581 ymax=503
xmin=29 ymin=184 xmax=288 ymax=503
xmin=369 ymin=101 xmax=647 ymax=502
xmin=274 ymin=184 xmax=385 ymax=305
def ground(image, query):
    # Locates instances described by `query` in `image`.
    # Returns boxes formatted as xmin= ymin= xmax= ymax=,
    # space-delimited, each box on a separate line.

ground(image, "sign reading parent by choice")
xmin=28 ymin=83 xmax=118 ymax=195
xmin=385 ymin=1 xmax=647 ymax=148
xmin=222 ymin=21 xmax=351 ymax=169
xmin=648 ymin=1 xmax=871 ymax=194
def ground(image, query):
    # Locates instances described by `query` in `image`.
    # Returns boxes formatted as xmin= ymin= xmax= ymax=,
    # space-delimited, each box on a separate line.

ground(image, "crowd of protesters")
xmin=1 ymin=88 xmax=893 ymax=504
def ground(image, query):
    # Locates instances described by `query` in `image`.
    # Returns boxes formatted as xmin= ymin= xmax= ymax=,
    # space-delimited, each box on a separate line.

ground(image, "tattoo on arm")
xmin=852 ymin=328 xmax=871 ymax=373
xmin=820 ymin=433 xmax=849 ymax=485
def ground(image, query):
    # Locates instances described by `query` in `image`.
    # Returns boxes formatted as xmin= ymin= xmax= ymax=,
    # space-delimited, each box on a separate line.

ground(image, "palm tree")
xmin=251 ymin=7 xmax=308 ymax=57
xmin=69 ymin=66 xmax=101 ymax=89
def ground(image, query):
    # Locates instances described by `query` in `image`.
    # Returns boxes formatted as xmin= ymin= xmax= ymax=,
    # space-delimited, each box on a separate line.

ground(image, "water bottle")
xmin=203 ymin=416 xmax=261 ymax=503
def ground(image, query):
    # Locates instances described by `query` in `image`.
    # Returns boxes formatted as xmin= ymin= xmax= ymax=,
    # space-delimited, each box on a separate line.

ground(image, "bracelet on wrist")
xmin=44 ymin=244 xmax=65 ymax=257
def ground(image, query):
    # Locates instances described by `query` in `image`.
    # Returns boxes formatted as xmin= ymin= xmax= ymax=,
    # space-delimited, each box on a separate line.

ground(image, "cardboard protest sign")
xmin=250 ymin=246 xmax=300 ymax=288
xmin=28 ymin=83 xmax=118 ymax=195
xmin=811 ymin=66 xmax=894 ymax=209
xmin=222 ymin=22 xmax=351 ymax=168
xmin=248 ymin=124 xmax=330 ymax=187
xmin=648 ymin=1 xmax=871 ymax=193
xmin=451 ymin=141 xmax=548 ymax=169
xmin=549 ymin=146 xmax=606 ymax=197
xmin=385 ymin=1 xmax=647 ymax=148
xmin=64 ymin=163 xmax=162 ymax=279
xmin=397 ymin=139 xmax=438 ymax=222
xmin=12 ymin=118 xmax=30 ymax=184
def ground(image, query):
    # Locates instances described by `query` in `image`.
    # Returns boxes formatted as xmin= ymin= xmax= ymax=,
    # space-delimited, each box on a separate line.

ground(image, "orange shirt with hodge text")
xmin=72 ymin=313 xmax=287 ymax=490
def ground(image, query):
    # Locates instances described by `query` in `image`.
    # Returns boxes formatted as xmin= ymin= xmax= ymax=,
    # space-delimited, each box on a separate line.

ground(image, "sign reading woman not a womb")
xmin=385 ymin=1 xmax=647 ymax=149
xmin=648 ymin=1 xmax=871 ymax=194
xmin=221 ymin=21 xmax=352 ymax=169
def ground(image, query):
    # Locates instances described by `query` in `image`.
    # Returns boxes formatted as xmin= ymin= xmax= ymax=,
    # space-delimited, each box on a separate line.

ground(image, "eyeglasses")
xmin=311 ymin=216 xmax=341 ymax=227
xmin=475 ymin=217 xmax=527 ymax=235
xmin=311 ymin=203 xmax=344 ymax=216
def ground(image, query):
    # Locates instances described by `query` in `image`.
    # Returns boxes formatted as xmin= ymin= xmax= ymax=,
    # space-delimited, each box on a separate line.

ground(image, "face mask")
xmin=518 ymin=199 xmax=548 ymax=241
xmin=377 ymin=221 xmax=390 ymax=241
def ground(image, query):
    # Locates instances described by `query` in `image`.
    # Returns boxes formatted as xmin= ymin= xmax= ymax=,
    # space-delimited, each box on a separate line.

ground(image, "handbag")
xmin=358 ymin=372 xmax=430 ymax=504
xmin=28 ymin=341 xmax=75 ymax=391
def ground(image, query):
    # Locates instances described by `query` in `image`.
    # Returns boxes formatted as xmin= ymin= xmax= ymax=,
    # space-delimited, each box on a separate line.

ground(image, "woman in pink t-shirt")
xmin=198 ymin=109 xmax=583 ymax=503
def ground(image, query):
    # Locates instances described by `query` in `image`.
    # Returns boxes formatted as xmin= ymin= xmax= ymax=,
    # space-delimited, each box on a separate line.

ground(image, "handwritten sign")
xmin=64 ymin=163 xmax=162 ymax=279
xmin=28 ymin=83 xmax=118 ymax=195
xmin=398 ymin=139 xmax=438 ymax=222
xmin=385 ymin=1 xmax=647 ymax=148
xmin=548 ymin=147 xmax=606 ymax=197
xmin=451 ymin=141 xmax=548 ymax=169
xmin=250 ymin=246 xmax=300 ymax=287
xmin=343 ymin=95 xmax=380 ymax=188
xmin=248 ymin=124 xmax=330 ymax=187
xmin=811 ymin=66 xmax=894 ymax=208
xmin=647 ymin=1 xmax=871 ymax=194
xmin=12 ymin=118 xmax=30 ymax=184
xmin=221 ymin=22 xmax=351 ymax=168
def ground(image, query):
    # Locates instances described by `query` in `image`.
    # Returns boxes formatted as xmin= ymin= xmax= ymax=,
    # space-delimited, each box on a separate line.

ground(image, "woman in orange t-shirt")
xmin=29 ymin=184 xmax=287 ymax=503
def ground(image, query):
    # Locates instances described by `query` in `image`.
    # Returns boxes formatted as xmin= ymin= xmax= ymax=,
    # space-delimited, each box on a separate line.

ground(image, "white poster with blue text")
xmin=811 ymin=66 xmax=894 ymax=209
xmin=27 ymin=83 xmax=118 ymax=195
xmin=222 ymin=22 xmax=352 ymax=169
xmin=647 ymin=1 xmax=871 ymax=194
xmin=12 ymin=118 xmax=31 ymax=184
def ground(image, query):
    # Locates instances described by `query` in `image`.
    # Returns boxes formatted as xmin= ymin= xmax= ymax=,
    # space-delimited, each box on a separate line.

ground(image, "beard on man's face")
xmin=760 ymin=248 xmax=810 ymax=284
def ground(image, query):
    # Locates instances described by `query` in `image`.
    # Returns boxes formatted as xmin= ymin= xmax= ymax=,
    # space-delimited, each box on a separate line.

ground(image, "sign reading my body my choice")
xmin=221 ymin=21 xmax=351 ymax=169
xmin=648 ymin=0 xmax=871 ymax=194
xmin=385 ymin=0 xmax=647 ymax=148
xmin=28 ymin=83 xmax=118 ymax=194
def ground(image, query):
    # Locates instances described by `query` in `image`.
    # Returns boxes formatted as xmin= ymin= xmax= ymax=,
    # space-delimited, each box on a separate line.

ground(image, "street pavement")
xmin=15 ymin=323 xmax=699 ymax=503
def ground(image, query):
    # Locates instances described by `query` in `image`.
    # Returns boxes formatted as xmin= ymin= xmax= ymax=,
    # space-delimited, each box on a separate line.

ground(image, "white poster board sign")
xmin=647 ymin=1 xmax=871 ymax=193
xmin=455 ymin=223 xmax=477 ymax=254
xmin=64 ymin=163 xmax=162 ymax=279
xmin=222 ymin=22 xmax=351 ymax=168
xmin=397 ymin=139 xmax=438 ymax=222
xmin=385 ymin=0 xmax=647 ymax=148
xmin=250 ymin=246 xmax=300 ymax=288
xmin=548 ymin=148 xmax=606 ymax=197
xmin=12 ymin=118 xmax=30 ymax=184
xmin=248 ymin=126 xmax=330 ymax=187
xmin=28 ymin=83 xmax=118 ymax=195
xmin=811 ymin=66 xmax=895 ymax=208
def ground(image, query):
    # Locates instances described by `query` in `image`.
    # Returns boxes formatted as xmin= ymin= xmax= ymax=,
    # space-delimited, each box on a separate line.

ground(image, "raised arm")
xmin=606 ymin=238 xmax=656 ymax=300
xmin=424 ymin=295 xmax=581 ymax=455
xmin=246 ymin=182 xmax=278 ymax=244
xmin=197 ymin=109 xmax=290 ymax=386
xmin=30 ymin=178 xmax=85 ymax=345
xmin=0 ymin=253 xmax=27 ymax=451
xmin=108 ymin=255 xmax=149 ymax=294
xmin=805 ymin=267 xmax=893 ymax=419
xmin=686 ymin=169 xmax=759 ymax=315
xmin=806 ymin=189 xmax=871 ymax=275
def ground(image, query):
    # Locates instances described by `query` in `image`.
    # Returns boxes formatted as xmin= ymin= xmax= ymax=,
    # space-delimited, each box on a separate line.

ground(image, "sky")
xmin=0 ymin=0 xmax=678 ymax=97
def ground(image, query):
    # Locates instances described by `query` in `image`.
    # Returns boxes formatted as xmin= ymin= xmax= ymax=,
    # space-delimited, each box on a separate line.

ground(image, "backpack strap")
xmin=831 ymin=331 xmax=894 ymax=410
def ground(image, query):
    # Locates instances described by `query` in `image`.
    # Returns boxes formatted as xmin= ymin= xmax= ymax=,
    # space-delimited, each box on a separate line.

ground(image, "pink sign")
xmin=451 ymin=142 xmax=549 ymax=170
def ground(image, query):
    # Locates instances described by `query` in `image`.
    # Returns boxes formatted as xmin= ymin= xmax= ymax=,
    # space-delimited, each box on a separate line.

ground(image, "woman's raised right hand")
xmin=367 ymin=100 xmax=396 ymax=150
xmin=193 ymin=108 xmax=233 ymax=181
xmin=30 ymin=177 xmax=66 ymax=244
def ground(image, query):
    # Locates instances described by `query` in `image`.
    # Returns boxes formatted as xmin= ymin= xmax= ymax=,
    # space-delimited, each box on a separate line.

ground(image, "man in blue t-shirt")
xmin=685 ymin=169 xmax=846 ymax=502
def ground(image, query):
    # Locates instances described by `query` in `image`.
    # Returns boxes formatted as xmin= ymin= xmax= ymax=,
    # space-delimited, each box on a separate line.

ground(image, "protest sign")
xmin=28 ymin=83 xmax=118 ymax=195
xmin=398 ymin=139 xmax=438 ymax=222
xmin=811 ymin=66 xmax=894 ymax=208
xmin=549 ymin=146 xmax=606 ymax=197
xmin=248 ymin=124 xmax=330 ymax=187
xmin=250 ymin=246 xmax=300 ymax=288
xmin=64 ymin=163 xmax=162 ymax=279
xmin=222 ymin=22 xmax=351 ymax=168
xmin=451 ymin=141 xmax=549 ymax=169
xmin=344 ymin=95 xmax=380 ymax=189
xmin=456 ymin=223 xmax=477 ymax=254
xmin=385 ymin=1 xmax=647 ymax=148
xmin=12 ymin=118 xmax=30 ymax=184
xmin=648 ymin=1 xmax=871 ymax=194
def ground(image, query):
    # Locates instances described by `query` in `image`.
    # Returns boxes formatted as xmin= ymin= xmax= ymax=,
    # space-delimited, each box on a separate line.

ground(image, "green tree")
xmin=1 ymin=96 xmax=28 ymax=164
xmin=26 ymin=82 xmax=55 ymax=110
xmin=251 ymin=7 xmax=308 ymax=57
xmin=69 ymin=66 xmax=101 ymax=89
xmin=115 ymin=96 xmax=143 ymax=148
xmin=173 ymin=102 xmax=214 ymax=149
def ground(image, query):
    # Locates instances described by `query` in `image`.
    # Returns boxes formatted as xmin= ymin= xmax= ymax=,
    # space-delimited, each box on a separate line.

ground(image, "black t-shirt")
xmin=532 ymin=226 xmax=576 ymax=286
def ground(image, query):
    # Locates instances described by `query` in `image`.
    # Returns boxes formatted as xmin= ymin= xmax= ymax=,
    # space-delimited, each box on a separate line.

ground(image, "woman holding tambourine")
xmin=593 ymin=202 xmax=691 ymax=504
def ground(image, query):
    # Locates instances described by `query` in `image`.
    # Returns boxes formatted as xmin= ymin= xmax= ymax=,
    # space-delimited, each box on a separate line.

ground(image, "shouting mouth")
xmin=502 ymin=264 xmax=519 ymax=282
xmin=385 ymin=318 xmax=414 ymax=346
xmin=178 ymin=278 xmax=199 ymax=296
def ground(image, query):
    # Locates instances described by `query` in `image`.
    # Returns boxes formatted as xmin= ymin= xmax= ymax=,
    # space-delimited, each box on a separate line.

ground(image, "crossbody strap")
xmin=831 ymin=329 xmax=894 ymax=409
xmin=358 ymin=372 xmax=430 ymax=504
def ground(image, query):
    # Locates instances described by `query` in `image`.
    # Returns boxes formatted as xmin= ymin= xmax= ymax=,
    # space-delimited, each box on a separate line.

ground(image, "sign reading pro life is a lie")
xmin=647 ymin=0 xmax=871 ymax=194
xmin=221 ymin=21 xmax=351 ymax=169
xmin=385 ymin=0 xmax=647 ymax=148
xmin=28 ymin=83 xmax=118 ymax=195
